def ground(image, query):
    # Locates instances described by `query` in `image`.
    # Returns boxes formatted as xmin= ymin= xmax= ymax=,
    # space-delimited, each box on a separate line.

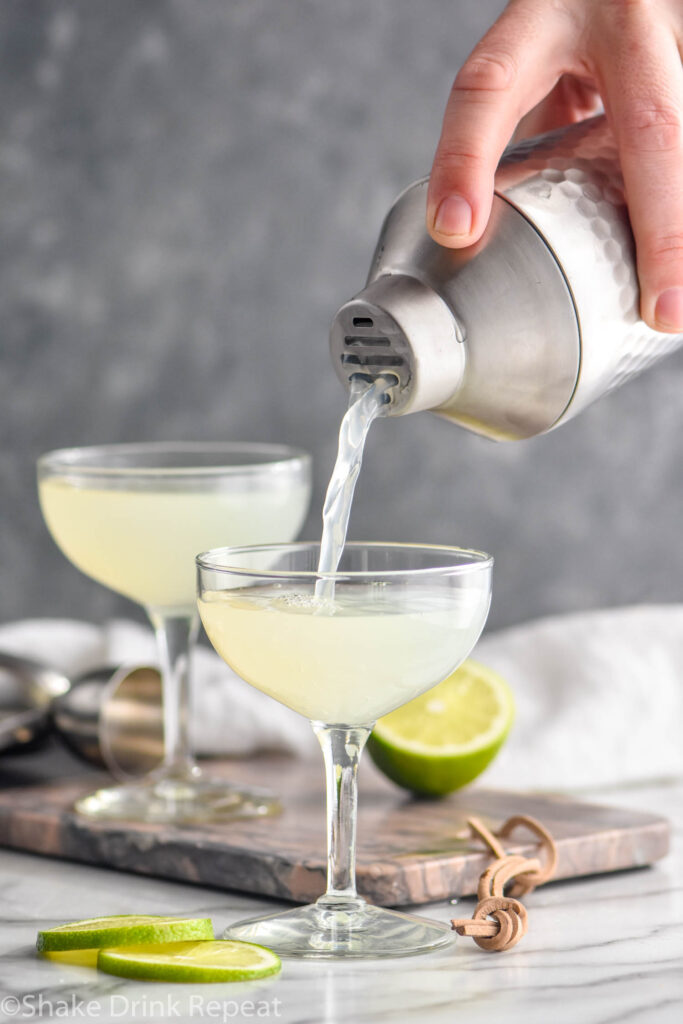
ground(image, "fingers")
xmin=598 ymin=7 xmax=683 ymax=332
xmin=427 ymin=0 xmax=572 ymax=248
xmin=514 ymin=75 xmax=603 ymax=141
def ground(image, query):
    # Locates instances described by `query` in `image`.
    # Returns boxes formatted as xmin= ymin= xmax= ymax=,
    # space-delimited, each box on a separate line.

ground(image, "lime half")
xmin=36 ymin=915 xmax=213 ymax=954
xmin=97 ymin=940 xmax=282 ymax=982
xmin=368 ymin=659 xmax=514 ymax=795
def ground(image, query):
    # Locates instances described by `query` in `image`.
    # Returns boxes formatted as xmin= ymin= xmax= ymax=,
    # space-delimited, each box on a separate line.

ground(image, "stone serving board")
xmin=0 ymin=755 xmax=670 ymax=906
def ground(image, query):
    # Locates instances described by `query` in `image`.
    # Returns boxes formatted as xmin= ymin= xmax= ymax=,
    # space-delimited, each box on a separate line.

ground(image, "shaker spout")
xmin=329 ymin=274 xmax=465 ymax=416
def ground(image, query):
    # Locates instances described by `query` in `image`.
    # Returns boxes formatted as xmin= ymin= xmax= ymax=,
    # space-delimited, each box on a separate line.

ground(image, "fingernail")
xmin=654 ymin=287 xmax=683 ymax=331
xmin=434 ymin=195 xmax=473 ymax=237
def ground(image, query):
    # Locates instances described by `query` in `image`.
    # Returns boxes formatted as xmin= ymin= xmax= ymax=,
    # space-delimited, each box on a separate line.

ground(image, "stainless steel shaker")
xmin=329 ymin=115 xmax=683 ymax=440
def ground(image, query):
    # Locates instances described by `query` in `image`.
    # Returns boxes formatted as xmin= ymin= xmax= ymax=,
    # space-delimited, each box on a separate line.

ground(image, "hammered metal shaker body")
xmin=329 ymin=115 xmax=683 ymax=440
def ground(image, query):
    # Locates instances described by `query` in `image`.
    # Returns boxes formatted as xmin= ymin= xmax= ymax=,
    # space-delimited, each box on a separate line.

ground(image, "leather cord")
xmin=450 ymin=814 xmax=558 ymax=952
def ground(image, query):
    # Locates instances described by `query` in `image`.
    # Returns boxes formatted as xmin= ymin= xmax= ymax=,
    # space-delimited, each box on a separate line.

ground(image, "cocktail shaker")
xmin=329 ymin=115 xmax=683 ymax=440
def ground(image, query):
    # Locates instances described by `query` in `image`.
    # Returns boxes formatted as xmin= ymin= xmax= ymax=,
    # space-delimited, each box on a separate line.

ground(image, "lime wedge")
xmin=368 ymin=659 xmax=514 ymax=795
xmin=97 ymin=940 xmax=282 ymax=982
xmin=36 ymin=915 xmax=213 ymax=954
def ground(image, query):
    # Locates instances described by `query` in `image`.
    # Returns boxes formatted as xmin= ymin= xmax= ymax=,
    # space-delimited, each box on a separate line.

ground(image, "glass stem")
xmin=149 ymin=611 xmax=199 ymax=780
xmin=313 ymin=724 xmax=370 ymax=908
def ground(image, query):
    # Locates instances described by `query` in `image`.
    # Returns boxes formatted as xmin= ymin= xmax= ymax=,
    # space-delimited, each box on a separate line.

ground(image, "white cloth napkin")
xmin=0 ymin=605 xmax=681 ymax=790
xmin=475 ymin=604 xmax=683 ymax=790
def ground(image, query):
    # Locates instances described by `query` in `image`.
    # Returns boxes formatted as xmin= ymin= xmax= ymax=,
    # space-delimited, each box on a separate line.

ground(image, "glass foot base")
xmin=223 ymin=899 xmax=455 ymax=959
xmin=75 ymin=772 xmax=280 ymax=824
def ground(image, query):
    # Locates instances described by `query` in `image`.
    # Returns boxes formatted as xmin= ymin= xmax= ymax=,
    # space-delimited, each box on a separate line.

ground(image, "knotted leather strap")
xmin=450 ymin=814 xmax=557 ymax=952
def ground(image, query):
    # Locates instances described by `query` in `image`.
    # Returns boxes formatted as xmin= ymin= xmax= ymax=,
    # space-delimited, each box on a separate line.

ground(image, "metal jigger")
xmin=0 ymin=652 xmax=164 ymax=779
xmin=52 ymin=665 xmax=164 ymax=779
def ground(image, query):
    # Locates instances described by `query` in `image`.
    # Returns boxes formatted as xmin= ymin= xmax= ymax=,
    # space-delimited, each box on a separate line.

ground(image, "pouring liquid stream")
xmin=315 ymin=375 xmax=393 ymax=602
xmin=198 ymin=371 xmax=490 ymax=724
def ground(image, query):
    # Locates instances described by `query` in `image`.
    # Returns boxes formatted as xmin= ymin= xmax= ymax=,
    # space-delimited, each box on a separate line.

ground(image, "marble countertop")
xmin=0 ymin=775 xmax=681 ymax=1024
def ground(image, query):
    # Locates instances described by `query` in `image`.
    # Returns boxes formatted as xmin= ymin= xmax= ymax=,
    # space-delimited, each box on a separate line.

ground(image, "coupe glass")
xmin=38 ymin=442 xmax=311 ymax=824
xmin=197 ymin=541 xmax=493 ymax=958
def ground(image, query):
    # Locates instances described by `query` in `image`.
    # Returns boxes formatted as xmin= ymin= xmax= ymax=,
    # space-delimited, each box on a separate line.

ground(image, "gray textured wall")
xmin=2 ymin=0 xmax=683 ymax=632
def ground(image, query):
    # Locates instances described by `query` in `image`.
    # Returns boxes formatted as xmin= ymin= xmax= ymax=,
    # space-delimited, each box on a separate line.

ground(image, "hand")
xmin=427 ymin=0 xmax=683 ymax=333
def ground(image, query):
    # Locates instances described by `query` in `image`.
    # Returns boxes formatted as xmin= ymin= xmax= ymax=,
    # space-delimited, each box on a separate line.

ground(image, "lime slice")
xmin=36 ymin=915 xmax=213 ymax=954
xmin=42 ymin=949 xmax=101 ymax=967
xmin=368 ymin=659 xmax=514 ymax=795
xmin=97 ymin=940 xmax=282 ymax=982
